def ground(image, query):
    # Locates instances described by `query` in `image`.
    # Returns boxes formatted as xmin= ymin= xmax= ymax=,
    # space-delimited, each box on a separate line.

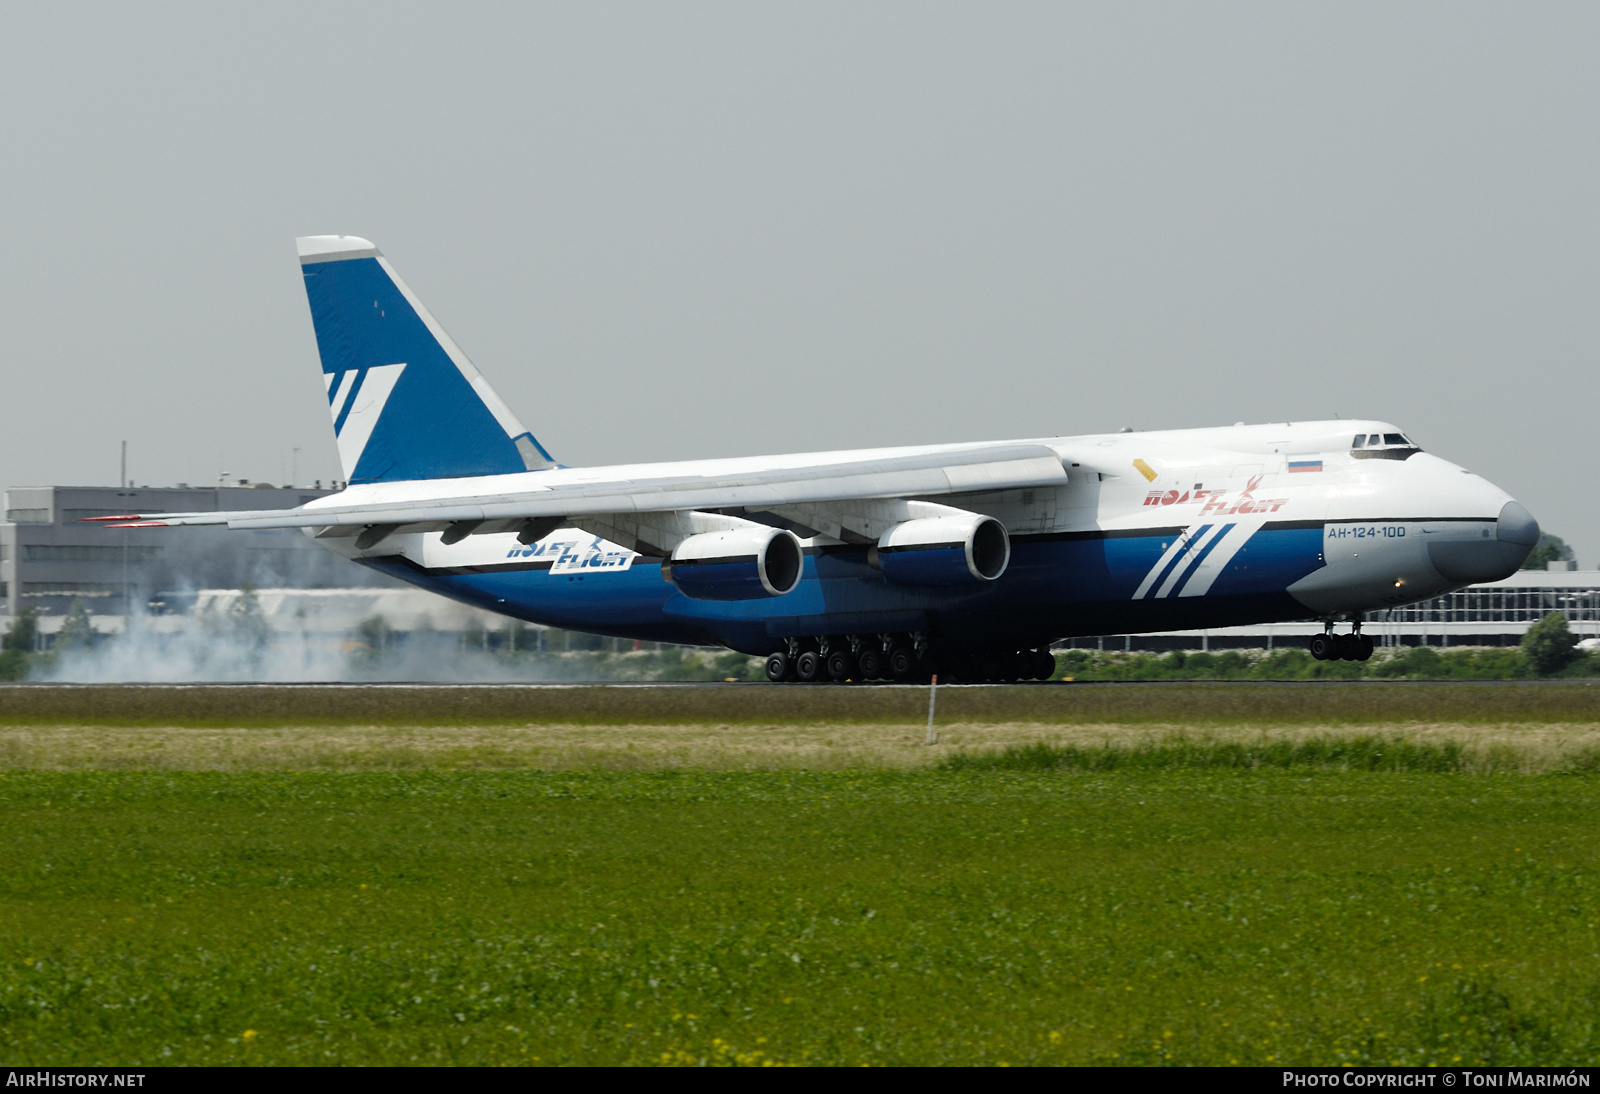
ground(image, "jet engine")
xmin=872 ymin=514 xmax=1010 ymax=586
xmin=664 ymin=526 xmax=805 ymax=600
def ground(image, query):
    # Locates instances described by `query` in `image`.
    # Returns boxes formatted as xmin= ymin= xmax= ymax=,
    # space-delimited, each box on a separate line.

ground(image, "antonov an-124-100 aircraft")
xmin=95 ymin=235 xmax=1541 ymax=682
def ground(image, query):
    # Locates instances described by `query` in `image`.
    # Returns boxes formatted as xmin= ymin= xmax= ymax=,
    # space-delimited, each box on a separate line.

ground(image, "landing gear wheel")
xmin=889 ymin=646 xmax=915 ymax=680
xmin=1000 ymin=652 xmax=1027 ymax=683
xmin=1032 ymin=649 xmax=1057 ymax=680
xmin=1308 ymin=633 xmax=1336 ymax=661
xmin=1337 ymin=634 xmax=1362 ymax=661
xmin=1357 ymin=635 xmax=1375 ymax=662
xmin=795 ymin=650 xmax=823 ymax=682
xmin=826 ymin=649 xmax=856 ymax=682
xmin=857 ymin=648 xmax=886 ymax=680
xmin=764 ymin=652 xmax=792 ymax=682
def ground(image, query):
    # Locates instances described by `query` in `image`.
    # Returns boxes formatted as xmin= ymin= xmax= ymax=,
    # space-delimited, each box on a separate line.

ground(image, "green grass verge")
xmin=2 ymin=681 xmax=1600 ymax=728
xmin=2 ymin=767 xmax=1597 ymax=1065
xmin=940 ymin=737 xmax=1600 ymax=774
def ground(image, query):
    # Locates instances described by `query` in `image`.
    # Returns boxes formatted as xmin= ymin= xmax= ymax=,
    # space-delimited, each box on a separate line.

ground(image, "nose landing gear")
xmin=1309 ymin=625 xmax=1373 ymax=662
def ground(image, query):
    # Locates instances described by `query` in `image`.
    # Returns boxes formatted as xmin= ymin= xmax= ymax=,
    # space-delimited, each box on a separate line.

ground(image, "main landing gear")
xmin=765 ymin=633 xmax=928 ymax=684
xmin=763 ymin=634 xmax=1057 ymax=684
xmin=1308 ymin=624 xmax=1373 ymax=662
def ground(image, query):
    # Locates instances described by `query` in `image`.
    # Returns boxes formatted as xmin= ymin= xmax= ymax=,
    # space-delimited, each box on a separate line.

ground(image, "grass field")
xmin=1 ymin=684 xmax=1598 ymax=1066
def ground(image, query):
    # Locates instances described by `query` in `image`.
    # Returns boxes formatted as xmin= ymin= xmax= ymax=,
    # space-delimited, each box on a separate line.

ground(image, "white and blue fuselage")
xmin=308 ymin=421 xmax=1536 ymax=655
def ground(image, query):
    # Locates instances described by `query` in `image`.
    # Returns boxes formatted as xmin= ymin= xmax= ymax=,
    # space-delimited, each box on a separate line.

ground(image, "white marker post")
xmin=926 ymin=674 xmax=939 ymax=745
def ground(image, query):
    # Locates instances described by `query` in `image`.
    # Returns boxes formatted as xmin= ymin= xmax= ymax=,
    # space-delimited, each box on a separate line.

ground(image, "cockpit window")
xmin=1350 ymin=431 xmax=1422 ymax=460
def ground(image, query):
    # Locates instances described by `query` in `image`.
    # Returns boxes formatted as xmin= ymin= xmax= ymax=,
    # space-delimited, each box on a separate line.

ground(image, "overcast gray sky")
xmin=2 ymin=3 xmax=1595 ymax=560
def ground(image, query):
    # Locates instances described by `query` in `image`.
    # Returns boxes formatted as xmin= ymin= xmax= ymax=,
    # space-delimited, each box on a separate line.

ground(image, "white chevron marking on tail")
xmin=333 ymin=363 xmax=406 ymax=478
xmin=327 ymin=370 xmax=353 ymax=420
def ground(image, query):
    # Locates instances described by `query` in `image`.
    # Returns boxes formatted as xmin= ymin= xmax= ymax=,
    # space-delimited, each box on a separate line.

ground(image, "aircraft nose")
xmin=1496 ymin=500 xmax=1540 ymax=549
xmin=1427 ymin=500 xmax=1540 ymax=584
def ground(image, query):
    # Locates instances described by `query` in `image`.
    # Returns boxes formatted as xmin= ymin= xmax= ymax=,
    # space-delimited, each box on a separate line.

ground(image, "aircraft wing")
xmin=92 ymin=444 xmax=1068 ymax=533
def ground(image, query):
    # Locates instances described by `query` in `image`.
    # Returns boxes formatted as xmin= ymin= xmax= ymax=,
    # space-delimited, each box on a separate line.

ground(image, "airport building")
xmin=0 ymin=483 xmax=392 ymax=640
xmin=0 ymin=483 xmax=542 ymax=649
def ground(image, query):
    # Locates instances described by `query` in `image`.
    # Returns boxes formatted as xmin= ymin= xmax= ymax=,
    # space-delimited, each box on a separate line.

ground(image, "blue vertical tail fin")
xmin=297 ymin=235 xmax=555 ymax=483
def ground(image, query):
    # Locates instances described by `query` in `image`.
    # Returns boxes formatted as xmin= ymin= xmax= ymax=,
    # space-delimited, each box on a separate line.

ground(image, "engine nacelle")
xmin=664 ymin=526 xmax=804 ymax=600
xmin=872 ymin=514 xmax=1009 ymax=586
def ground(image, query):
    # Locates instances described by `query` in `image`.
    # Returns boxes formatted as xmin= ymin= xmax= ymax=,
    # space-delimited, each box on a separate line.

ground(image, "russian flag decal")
xmin=1287 ymin=460 xmax=1323 ymax=473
